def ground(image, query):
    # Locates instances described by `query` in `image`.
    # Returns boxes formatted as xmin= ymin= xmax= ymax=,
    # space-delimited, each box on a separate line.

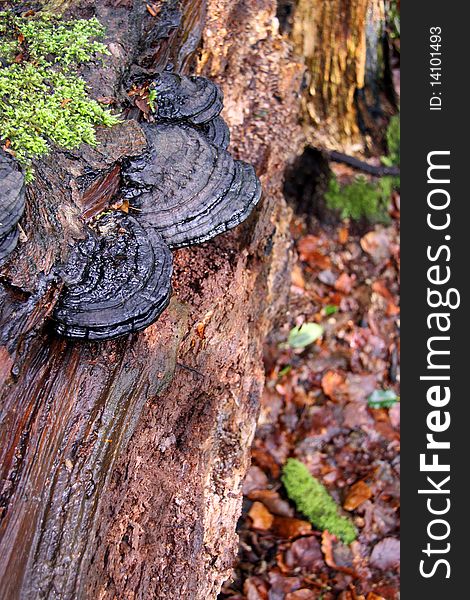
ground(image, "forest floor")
xmin=220 ymin=164 xmax=400 ymax=600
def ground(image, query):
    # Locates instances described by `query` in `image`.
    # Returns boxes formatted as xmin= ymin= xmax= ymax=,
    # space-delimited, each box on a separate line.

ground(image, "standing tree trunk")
xmin=290 ymin=0 xmax=387 ymax=150
xmin=0 ymin=0 xmax=303 ymax=598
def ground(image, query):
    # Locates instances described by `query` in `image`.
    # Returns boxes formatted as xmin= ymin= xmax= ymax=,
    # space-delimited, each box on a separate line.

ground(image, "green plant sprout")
xmin=0 ymin=11 xmax=120 ymax=180
xmin=148 ymin=88 xmax=157 ymax=112
xmin=282 ymin=458 xmax=357 ymax=544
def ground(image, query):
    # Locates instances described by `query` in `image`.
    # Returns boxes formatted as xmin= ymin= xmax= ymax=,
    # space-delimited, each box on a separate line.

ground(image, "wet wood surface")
xmin=0 ymin=1 xmax=303 ymax=597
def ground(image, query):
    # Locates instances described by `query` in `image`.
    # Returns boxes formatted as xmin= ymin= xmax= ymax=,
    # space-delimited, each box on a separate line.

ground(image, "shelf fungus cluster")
xmin=0 ymin=150 xmax=25 ymax=266
xmin=52 ymin=213 xmax=172 ymax=340
xmin=52 ymin=72 xmax=261 ymax=340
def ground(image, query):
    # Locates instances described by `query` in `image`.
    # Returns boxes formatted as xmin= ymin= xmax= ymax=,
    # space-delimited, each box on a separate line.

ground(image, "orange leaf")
xmin=270 ymin=516 xmax=312 ymax=538
xmin=343 ymin=480 xmax=372 ymax=511
xmin=248 ymin=501 xmax=274 ymax=530
xmin=321 ymin=371 xmax=345 ymax=401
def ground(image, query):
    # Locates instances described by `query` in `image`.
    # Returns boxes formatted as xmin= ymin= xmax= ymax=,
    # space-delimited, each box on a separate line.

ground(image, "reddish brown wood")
xmin=0 ymin=1 xmax=303 ymax=597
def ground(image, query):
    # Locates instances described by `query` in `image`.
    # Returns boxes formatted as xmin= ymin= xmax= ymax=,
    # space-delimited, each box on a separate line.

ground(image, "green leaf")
xmin=367 ymin=389 xmax=399 ymax=409
xmin=324 ymin=304 xmax=339 ymax=316
xmin=288 ymin=323 xmax=324 ymax=349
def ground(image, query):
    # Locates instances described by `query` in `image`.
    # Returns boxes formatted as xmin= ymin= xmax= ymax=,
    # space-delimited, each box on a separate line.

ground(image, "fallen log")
xmin=0 ymin=0 xmax=303 ymax=598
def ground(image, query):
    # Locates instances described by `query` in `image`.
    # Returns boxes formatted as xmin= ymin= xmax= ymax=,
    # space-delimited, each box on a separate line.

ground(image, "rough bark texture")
xmin=290 ymin=0 xmax=386 ymax=150
xmin=0 ymin=0 xmax=303 ymax=598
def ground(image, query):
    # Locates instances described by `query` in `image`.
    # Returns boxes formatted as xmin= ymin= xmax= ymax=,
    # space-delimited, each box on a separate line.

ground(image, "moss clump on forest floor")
xmin=282 ymin=458 xmax=357 ymax=544
xmin=325 ymin=174 xmax=393 ymax=223
xmin=325 ymin=114 xmax=400 ymax=223
xmin=0 ymin=11 xmax=120 ymax=180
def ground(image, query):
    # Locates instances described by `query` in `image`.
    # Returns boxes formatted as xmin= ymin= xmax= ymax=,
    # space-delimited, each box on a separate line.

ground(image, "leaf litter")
xmin=220 ymin=187 xmax=400 ymax=599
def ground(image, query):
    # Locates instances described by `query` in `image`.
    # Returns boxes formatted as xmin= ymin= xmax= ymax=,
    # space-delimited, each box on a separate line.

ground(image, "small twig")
xmin=328 ymin=150 xmax=400 ymax=177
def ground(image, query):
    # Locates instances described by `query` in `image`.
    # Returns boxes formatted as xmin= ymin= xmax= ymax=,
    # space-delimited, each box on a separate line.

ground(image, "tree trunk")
xmin=290 ymin=0 xmax=387 ymax=151
xmin=0 ymin=1 xmax=303 ymax=598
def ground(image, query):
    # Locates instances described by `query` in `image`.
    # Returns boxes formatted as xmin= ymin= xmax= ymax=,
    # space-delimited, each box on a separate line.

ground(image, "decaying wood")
xmin=290 ymin=0 xmax=386 ymax=150
xmin=0 ymin=0 xmax=303 ymax=598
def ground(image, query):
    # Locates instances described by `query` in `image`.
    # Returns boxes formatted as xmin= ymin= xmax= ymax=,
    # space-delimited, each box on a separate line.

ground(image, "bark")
xmin=0 ymin=1 xmax=303 ymax=598
xmin=290 ymin=0 xmax=387 ymax=150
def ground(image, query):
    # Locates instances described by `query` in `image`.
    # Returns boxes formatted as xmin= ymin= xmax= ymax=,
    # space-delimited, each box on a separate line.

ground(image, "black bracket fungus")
xmin=52 ymin=213 xmax=172 ymax=341
xmin=200 ymin=115 xmax=231 ymax=150
xmin=50 ymin=72 xmax=261 ymax=341
xmin=0 ymin=149 xmax=25 ymax=265
xmin=150 ymin=71 xmax=224 ymax=125
xmin=122 ymin=123 xmax=261 ymax=248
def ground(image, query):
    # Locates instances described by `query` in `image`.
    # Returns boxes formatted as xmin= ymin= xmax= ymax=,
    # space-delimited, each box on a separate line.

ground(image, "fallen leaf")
xmin=298 ymin=236 xmax=331 ymax=268
xmin=243 ymin=466 xmax=269 ymax=495
xmin=286 ymin=590 xmax=318 ymax=600
xmin=248 ymin=489 xmax=294 ymax=517
xmin=343 ymin=481 xmax=373 ymax=511
xmin=338 ymin=226 xmax=349 ymax=244
xmin=321 ymin=371 xmax=345 ymax=401
xmin=360 ymin=228 xmax=393 ymax=264
xmin=248 ymin=501 xmax=274 ymax=530
xmin=271 ymin=516 xmax=312 ymax=538
xmin=366 ymin=594 xmax=386 ymax=600
xmin=369 ymin=538 xmax=400 ymax=570
xmin=321 ymin=531 xmax=357 ymax=576
xmin=335 ymin=273 xmax=354 ymax=294
xmin=146 ymin=3 xmax=160 ymax=17
xmin=367 ymin=390 xmax=399 ymax=409
xmin=283 ymin=536 xmax=324 ymax=571
xmin=244 ymin=576 xmax=269 ymax=600
xmin=251 ymin=447 xmax=280 ymax=479
xmin=288 ymin=324 xmax=324 ymax=349
xmin=371 ymin=280 xmax=394 ymax=302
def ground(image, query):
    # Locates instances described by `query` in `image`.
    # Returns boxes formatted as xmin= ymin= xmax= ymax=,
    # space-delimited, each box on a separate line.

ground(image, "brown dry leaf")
xmin=251 ymin=447 xmax=281 ymax=479
xmin=343 ymin=481 xmax=373 ymax=511
xmin=298 ymin=236 xmax=331 ymax=269
xmin=321 ymin=532 xmax=357 ymax=576
xmin=146 ymin=3 xmax=160 ymax=17
xmin=135 ymin=95 xmax=151 ymax=115
xmin=97 ymin=96 xmax=115 ymax=105
xmin=371 ymin=281 xmax=394 ymax=302
xmin=321 ymin=371 xmax=345 ymax=401
xmin=360 ymin=229 xmax=392 ymax=265
xmin=248 ymin=501 xmax=274 ymax=530
xmin=338 ymin=226 xmax=349 ymax=244
xmin=248 ymin=489 xmax=294 ymax=517
xmin=366 ymin=594 xmax=386 ymax=600
xmin=243 ymin=465 xmax=269 ymax=495
xmin=286 ymin=590 xmax=318 ymax=600
xmin=111 ymin=199 xmax=129 ymax=213
xmin=244 ymin=576 xmax=269 ymax=600
xmin=334 ymin=273 xmax=354 ymax=294
xmin=196 ymin=322 xmax=206 ymax=339
xmin=283 ymin=536 xmax=324 ymax=571
xmin=271 ymin=516 xmax=312 ymax=538
xmin=369 ymin=538 xmax=400 ymax=571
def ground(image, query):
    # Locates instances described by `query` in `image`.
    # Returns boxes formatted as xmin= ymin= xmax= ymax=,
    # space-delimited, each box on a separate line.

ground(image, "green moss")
xmin=281 ymin=458 xmax=357 ymax=544
xmin=382 ymin=114 xmax=400 ymax=167
xmin=148 ymin=88 xmax=157 ymax=112
xmin=325 ymin=174 xmax=392 ymax=223
xmin=0 ymin=11 xmax=119 ymax=180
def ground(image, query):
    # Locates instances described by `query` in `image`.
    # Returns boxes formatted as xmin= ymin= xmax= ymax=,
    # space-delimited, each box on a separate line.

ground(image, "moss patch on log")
xmin=0 ymin=11 xmax=119 ymax=180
